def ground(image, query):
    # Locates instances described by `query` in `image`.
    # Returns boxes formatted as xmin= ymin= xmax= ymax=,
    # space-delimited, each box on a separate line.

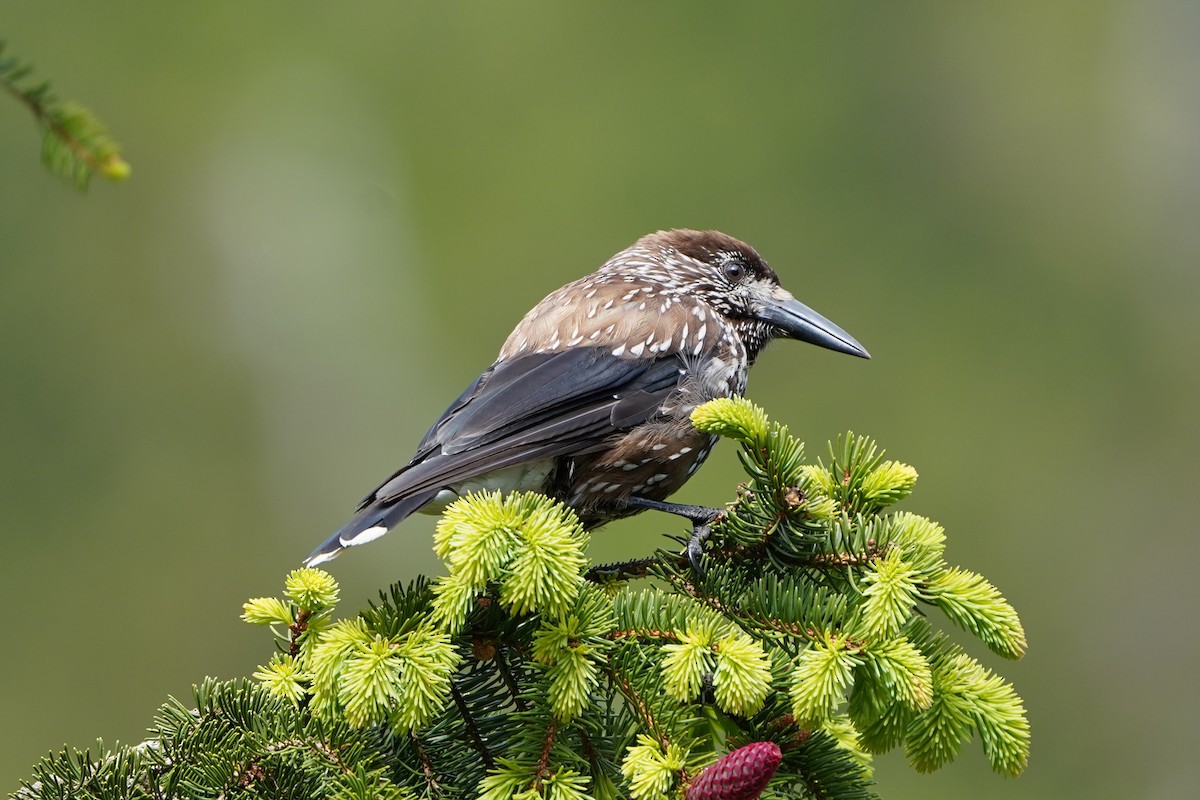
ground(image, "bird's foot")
xmin=623 ymin=496 xmax=725 ymax=576
xmin=686 ymin=519 xmax=714 ymax=577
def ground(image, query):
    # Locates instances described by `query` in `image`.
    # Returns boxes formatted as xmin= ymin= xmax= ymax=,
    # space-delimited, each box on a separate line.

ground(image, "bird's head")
xmin=619 ymin=229 xmax=870 ymax=363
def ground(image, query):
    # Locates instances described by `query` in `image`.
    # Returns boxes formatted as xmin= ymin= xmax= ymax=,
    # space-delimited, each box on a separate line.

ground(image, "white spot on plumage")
xmin=305 ymin=549 xmax=339 ymax=566
xmin=652 ymin=443 xmax=667 ymax=451
xmin=630 ymin=342 xmax=645 ymax=356
xmin=341 ymin=525 xmax=388 ymax=547
xmin=612 ymin=344 xmax=626 ymax=357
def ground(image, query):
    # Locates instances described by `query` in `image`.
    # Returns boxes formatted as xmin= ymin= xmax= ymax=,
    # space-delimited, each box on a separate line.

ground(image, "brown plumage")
xmin=306 ymin=230 xmax=868 ymax=566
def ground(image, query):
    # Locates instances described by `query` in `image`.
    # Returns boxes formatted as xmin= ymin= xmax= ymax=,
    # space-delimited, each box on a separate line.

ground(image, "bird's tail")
xmin=303 ymin=490 xmax=438 ymax=566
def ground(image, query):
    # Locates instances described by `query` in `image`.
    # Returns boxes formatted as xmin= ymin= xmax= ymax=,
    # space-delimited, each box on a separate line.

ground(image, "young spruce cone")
xmin=686 ymin=741 xmax=783 ymax=800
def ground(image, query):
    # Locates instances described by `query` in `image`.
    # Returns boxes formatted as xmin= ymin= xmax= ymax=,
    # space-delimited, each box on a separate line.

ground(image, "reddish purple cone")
xmin=686 ymin=741 xmax=783 ymax=800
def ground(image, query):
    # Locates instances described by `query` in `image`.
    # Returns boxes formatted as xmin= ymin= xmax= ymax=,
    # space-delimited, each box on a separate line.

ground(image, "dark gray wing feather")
xmin=372 ymin=347 xmax=681 ymax=500
xmin=305 ymin=347 xmax=684 ymax=565
xmin=437 ymin=349 xmax=667 ymax=452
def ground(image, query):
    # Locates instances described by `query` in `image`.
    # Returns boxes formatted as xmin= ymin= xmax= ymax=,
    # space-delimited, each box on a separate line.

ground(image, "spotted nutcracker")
xmin=305 ymin=229 xmax=869 ymax=567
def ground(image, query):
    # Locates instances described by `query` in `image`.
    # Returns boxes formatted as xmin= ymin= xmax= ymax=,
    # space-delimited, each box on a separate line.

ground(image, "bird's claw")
xmin=685 ymin=509 xmax=724 ymax=578
xmin=686 ymin=522 xmax=711 ymax=577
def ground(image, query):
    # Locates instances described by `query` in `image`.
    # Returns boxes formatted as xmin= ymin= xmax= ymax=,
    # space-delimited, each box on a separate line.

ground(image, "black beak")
xmin=761 ymin=295 xmax=870 ymax=358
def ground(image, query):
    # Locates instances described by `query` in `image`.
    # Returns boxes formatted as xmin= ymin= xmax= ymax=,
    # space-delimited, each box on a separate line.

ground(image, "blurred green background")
xmin=2 ymin=3 xmax=1197 ymax=797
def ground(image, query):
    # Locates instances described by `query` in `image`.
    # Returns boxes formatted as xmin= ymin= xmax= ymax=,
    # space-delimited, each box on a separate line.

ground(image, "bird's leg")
xmin=623 ymin=496 xmax=725 ymax=574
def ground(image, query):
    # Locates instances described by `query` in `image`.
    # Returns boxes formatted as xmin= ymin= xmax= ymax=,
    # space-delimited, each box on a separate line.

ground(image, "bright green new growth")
xmin=857 ymin=548 xmax=922 ymax=639
xmin=241 ymin=595 xmax=294 ymax=627
xmin=690 ymin=396 xmax=770 ymax=446
xmin=531 ymin=585 xmax=616 ymax=721
xmin=18 ymin=398 xmax=1029 ymax=800
xmin=432 ymin=491 xmax=590 ymax=630
xmin=284 ymin=566 xmax=340 ymax=610
xmin=252 ymin=653 xmax=307 ymax=707
xmin=789 ymin=633 xmax=865 ymax=728
xmin=924 ymin=567 xmax=1028 ymax=660
xmin=659 ymin=620 xmax=772 ymax=719
xmin=620 ymin=736 xmax=689 ymax=800
xmin=1 ymin=42 xmax=131 ymax=190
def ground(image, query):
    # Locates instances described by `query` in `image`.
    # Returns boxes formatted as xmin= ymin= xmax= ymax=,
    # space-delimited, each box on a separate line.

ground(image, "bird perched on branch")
xmin=305 ymin=229 xmax=869 ymax=567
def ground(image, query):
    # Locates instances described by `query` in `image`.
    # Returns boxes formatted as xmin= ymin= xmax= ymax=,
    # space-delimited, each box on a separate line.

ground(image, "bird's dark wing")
xmin=372 ymin=347 xmax=683 ymax=501
xmin=436 ymin=348 xmax=678 ymax=453
xmin=410 ymin=369 xmax=490 ymax=458
xmin=305 ymin=347 xmax=684 ymax=565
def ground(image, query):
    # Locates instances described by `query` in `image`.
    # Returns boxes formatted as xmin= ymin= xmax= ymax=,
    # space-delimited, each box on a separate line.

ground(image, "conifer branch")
xmin=18 ymin=401 xmax=1029 ymax=799
xmin=0 ymin=41 xmax=130 ymax=190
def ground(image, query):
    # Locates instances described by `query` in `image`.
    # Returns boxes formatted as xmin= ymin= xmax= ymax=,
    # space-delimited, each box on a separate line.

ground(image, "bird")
xmin=305 ymin=229 xmax=869 ymax=567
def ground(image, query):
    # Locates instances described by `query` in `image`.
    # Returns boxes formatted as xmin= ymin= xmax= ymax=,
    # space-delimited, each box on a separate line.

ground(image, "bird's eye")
xmin=724 ymin=260 xmax=745 ymax=281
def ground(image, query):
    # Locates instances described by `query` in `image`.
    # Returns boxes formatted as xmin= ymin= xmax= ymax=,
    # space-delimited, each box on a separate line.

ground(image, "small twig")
xmin=449 ymin=681 xmax=495 ymax=771
xmin=409 ymin=733 xmax=443 ymax=798
xmin=492 ymin=645 xmax=529 ymax=713
xmin=585 ymin=556 xmax=664 ymax=582
xmin=605 ymin=666 xmax=669 ymax=751
xmin=577 ymin=728 xmax=600 ymax=774
xmin=801 ymin=539 xmax=885 ymax=568
xmin=662 ymin=570 xmax=817 ymax=642
xmin=288 ymin=609 xmax=311 ymax=658
xmin=532 ymin=718 xmax=558 ymax=791
xmin=609 ymin=628 xmax=681 ymax=642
